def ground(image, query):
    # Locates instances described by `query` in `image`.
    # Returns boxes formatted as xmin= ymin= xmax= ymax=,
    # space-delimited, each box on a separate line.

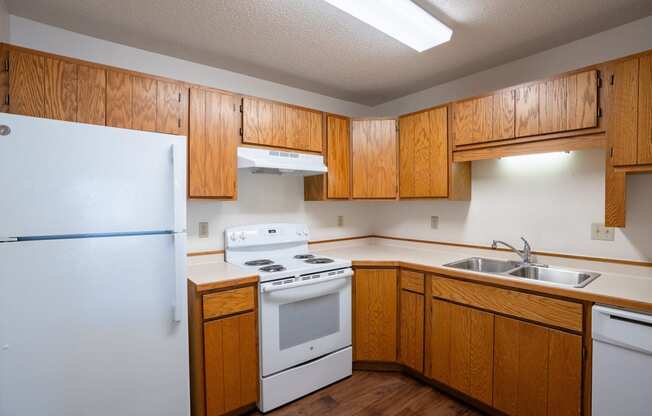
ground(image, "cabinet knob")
xmin=0 ymin=125 xmax=10 ymax=136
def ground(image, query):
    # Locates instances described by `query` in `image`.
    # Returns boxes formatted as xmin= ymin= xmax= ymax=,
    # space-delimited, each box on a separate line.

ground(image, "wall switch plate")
xmin=337 ymin=215 xmax=344 ymax=227
xmin=198 ymin=222 xmax=209 ymax=238
xmin=591 ymin=223 xmax=614 ymax=241
xmin=430 ymin=216 xmax=439 ymax=229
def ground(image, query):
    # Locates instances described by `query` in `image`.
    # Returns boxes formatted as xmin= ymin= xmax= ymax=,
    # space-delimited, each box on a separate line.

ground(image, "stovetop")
xmin=234 ymin=253 xmax=351 ymax=282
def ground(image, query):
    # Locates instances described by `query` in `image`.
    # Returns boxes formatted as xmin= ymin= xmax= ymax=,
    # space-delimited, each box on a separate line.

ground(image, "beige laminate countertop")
xmin=187 ymin=239 xmax=652 ymax=314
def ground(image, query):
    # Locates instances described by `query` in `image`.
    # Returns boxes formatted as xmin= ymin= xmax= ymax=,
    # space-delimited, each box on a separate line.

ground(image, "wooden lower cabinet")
xmin=204 ymin=312 xmax=258 ymax=415
xmin=398 ymin=290 xmax=424 ymax=372
xmin=429 ymin=299 xmax=494 ymax=405
xmin=493 ymin=316 xmax=582 ymax=416
xmin=353 ymin=268 xmax=398 ymax=361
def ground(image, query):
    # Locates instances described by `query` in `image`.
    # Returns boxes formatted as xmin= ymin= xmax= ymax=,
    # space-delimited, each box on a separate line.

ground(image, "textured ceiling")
xmin=7 ymin=0 xmax=652 ymax=106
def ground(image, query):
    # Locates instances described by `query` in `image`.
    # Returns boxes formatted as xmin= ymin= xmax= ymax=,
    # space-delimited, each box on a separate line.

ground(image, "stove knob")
xmin=229 ymin=233 xmax=236 ymax=241
xmin=239 ymin=232 xmax=246 ymax=240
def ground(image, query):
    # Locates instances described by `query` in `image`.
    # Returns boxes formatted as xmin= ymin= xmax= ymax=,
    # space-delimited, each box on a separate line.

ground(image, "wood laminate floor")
xmin=247 ymin=370 xmax=483 ymax=416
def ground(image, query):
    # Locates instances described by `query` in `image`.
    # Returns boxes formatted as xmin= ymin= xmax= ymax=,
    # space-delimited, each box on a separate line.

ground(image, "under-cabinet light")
xmin=323 ymin=0 xmax=453 ymax=52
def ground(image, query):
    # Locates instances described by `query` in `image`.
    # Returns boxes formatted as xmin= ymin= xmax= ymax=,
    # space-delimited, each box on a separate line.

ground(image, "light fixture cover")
xmin=323 ymin=0 xmax=452 ymax=52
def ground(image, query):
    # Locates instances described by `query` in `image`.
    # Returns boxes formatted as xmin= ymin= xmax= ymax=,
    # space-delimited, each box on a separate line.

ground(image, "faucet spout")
xmin=491 ymin=237 xmax=533 ymax=264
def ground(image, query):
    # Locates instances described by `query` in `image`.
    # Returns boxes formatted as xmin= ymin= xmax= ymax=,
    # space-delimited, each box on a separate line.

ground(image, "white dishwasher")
xmin=592 ymin=305 xmax=652 ymax=416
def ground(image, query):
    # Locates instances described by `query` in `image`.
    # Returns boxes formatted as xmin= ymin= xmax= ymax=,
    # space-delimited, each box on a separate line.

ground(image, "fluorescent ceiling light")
xmin=323 ymin=0 xmax=452 ymax=52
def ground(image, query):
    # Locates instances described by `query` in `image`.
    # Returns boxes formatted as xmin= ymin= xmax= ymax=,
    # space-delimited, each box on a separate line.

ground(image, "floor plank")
xmin=247 ymin=370 xmax=483 ymax=416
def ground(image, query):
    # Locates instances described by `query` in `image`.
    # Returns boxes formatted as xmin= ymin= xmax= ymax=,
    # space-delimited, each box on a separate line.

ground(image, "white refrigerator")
xmin=0 ymin=113 xmax=190 ymax=416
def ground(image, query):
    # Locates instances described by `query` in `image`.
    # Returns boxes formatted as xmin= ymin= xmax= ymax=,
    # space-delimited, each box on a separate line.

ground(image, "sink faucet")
xmin=491 ymin=237 xmax=533 ymax=264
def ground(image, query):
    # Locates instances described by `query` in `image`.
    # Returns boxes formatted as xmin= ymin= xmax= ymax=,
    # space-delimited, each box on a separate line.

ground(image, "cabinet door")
xmin=453 ymin=96 xmax=493 ymax=145
xmin=242 ymin=97 xmax=285 ymax=147
xmin=351 ymin=119 xmax=398 ymax=199
xmin=399 ymin=290 xmax=424 ymax=372
xmin=492 ymin=89 xmax=516 ymax=140
xmin=327 ymin=115 xmax=351 ymax=198
xmin=106 ymin=70 xmax=132 ymax=129
xmin=9 ymin=50 xmax=45 ymax=117
xmin=132 ymin=76 xmax=157 ymax=131
xmin=515 ymin=84 xmax=540 ymax=137
xmin=494 ymin=316 xmax=582 ymax=416
xmin=285 ymin=106 xmax=310 ymax=150
xmin=539 ymin=70 xmax=598 ymax=135
xmin=188 ymin=88 xmax=239 ymax=199
xmin=44 ymin=57 xmax=77 ymax=122
xmin=204 ymin=312 xmax=258 ymax=415
xmin=638 ymin=55 xmax=652 ymax=164
xmin=399 ymin=106 xmax=448 ymax=198
xmin=429 ymin=300 xmax=494 ymax=404
xmin=609 ymin=58 xmax=639 ymax=166
xmin=354 ymin=268 xmax=397 ymax=361
xmin=77 ymin=65 xmax=106 ymax=125
xmin=307 ymin=110 xmax=323 ymax=152
xmin=156 ymin=80 xmax=188 ymax=135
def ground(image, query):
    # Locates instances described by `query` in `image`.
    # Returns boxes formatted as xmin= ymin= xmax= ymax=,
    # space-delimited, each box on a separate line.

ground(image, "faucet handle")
xmin=520 ymin=236 xmax=531 ymax=250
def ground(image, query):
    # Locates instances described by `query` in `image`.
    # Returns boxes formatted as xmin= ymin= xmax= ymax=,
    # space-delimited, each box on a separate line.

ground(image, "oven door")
xmin=259 ymin=269 xmax=352 ymax=377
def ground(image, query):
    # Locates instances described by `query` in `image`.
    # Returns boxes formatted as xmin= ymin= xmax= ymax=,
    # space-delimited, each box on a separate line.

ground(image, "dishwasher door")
xmin=592 ymin=305 xmax=652 ymax=416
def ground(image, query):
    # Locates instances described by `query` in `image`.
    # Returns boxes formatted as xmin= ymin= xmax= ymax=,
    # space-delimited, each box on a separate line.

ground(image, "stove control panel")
xmin=225 ymin=223 xmax=310 ymax=248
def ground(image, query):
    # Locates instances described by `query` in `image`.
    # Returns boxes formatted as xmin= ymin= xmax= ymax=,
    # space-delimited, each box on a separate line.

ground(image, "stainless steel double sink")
xmin=443 ymin=257 xmax=600 ymax=288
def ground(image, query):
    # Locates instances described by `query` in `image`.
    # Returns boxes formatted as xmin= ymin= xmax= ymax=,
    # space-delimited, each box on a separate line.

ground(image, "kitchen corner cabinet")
xmin=304 ymin=114 xmax=351 ymax=200
xmin=399 ymin=106 xmax=448 ymax=198
xmin=188 ymin=283 xmax=258 ymax=416
xmin=351 ymin=119 xmax=398 ymax=199
xmin=242 ymin=96 xmax=323 ymax=153
xmin=188 ymin=87 xmax=239 ymax=199
xmin=608 ymin=54 xmax=652 ymax=167
xmin=353 ymin=268 xmax=398 ymax=362
xmin=398 ymin=270 xmax=425 ymax=372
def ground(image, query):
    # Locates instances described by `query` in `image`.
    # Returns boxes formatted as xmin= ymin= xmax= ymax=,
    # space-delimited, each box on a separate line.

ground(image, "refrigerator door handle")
xmin=173 ymin=233 xmax=187 ymax=323
xmin=171 ymin=143 xmax=186 ymax=233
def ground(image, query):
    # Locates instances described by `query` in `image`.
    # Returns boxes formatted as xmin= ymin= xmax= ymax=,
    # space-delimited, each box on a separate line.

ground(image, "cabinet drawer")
xmin=203 ymin=286 xmax=255 ymax=320
xmin=401 ymin=270 xmax=425 ymax=294
xmin=431 ymin=276 xmax=582 ymax=331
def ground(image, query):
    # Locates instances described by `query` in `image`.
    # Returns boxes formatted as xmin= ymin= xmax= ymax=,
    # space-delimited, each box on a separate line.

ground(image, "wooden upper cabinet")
xmin=77 ymin=65 xmax=106 ymax=126
xmin=242 ymin=96 xmax=323 ymax=152
xmin=608 ymin=58 xmax=639 ymax=166
xmin=9 ymin=50 xmax=45 ymax=117
xmin=638 ymin=55 xmax=652 ymax=164
xmin=515 ymin=84 xmax=540 ymax=137
xmin=106 ymin=70 xmax=132 ymax=128
xmin=327 ymin=115 xmax=351 ymax=198
xmin=493 ymin=316 xmax=582 ymax=416
xmin=132 ymin=76 xmax=157 ymax=131
xmin=539 ymin=70 xmax=598 ymax=135
xmin=354 ymin=268 xmax=398 ymax=362
xmin=453 ymin=95 xmax=493 ymax=145
xmin=399 ymin=106 xmax=448 ymax=198
xmin=188 ymin=88 xmax=239 ymax=199
xmin=492 ymin=89 xmax=516 ymax=140
xmin=156 ymin=80 xmax=188 ymax=135
xmin=44 ymin=57 xmax=78 ymax=122
xmin=351 ymin=119 xmax=398 ymax=199
xmin=429 ymin=300 xmax=494 ymax=405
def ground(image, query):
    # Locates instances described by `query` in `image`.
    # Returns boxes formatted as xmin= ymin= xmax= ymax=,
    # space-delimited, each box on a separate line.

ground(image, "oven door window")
xmin=279 ymin=292 xmax=340 ymax=350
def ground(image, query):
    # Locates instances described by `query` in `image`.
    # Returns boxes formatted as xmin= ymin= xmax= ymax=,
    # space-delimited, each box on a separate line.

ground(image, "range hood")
xmin=237 ymin=147 xmax=327 ymax=176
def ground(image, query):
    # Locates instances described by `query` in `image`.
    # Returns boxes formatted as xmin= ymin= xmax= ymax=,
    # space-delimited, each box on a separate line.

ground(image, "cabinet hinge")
xmin=4 ymin=95 xmax=9 ymax=106
xmin=598 ymin=107 xmax=603 ymax=118
xmin=610 ymin=147 xmax=614 ymax=158
xmin=240 ymin=103 xmax=244 ymax=113
xmin=178 ymin=93 xmax=182 ymax=102
xmin=239 ymin=127 xmax=243 ymax=137
xmin=597 ymin=74 xmax=602 ymax=89
xmin=610 ymin=74 xmax=615 ymax=85
xmin=178 ymin=118 xmax=181 ymax=129
xmin=3 ymin=58 xmax=8 ymax=72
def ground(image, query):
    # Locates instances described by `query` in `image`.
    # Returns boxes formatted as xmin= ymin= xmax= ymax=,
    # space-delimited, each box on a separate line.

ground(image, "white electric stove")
xmin=225 ymin=223 xmax=353 ymax=412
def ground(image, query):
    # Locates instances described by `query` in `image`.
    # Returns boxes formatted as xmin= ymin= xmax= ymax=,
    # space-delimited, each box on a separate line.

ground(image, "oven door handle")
xmin=261 ymin=270 xmax=353 ymax=294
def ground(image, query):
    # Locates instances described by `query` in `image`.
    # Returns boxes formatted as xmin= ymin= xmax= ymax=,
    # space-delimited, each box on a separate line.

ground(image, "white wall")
xmin=373 ymin=15 xmax=652 ymax=116
xmin=8 ymin=16 xmax=372 ymax=117
xmin=0 ymin=0 xmax=8 ymax=42
xmin=187 ymin=171 xmax=375 ymax=252
xmin=373 ymin=150 xmax=652 ymax=262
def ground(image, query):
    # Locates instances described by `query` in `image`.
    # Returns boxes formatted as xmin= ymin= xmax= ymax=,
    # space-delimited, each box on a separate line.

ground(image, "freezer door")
xmin=0 ymin=113 xmax=187 ymax=236
xmin=0 ymin=234 xmax=189 ymax=416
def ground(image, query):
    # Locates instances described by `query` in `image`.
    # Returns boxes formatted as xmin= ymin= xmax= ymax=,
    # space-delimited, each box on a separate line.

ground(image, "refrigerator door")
xmin=0 ymin=234 xmax=189 ymax=416
xmin=0 ymin=113 xmax=186 ymax=237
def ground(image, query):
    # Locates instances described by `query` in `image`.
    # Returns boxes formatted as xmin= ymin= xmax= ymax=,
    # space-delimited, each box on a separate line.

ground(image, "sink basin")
xmin=444 ymin=257 xmax=521 ymax=274
xmin=508 ymin=266 xmax=600 ymax=288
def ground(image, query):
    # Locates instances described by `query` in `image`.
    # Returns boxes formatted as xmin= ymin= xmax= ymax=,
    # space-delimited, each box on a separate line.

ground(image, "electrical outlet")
xmin=198 ymin=222 xmax=209 ymax=238
xmin=337 ymin=215 xmax=344 ymax=227
xmin=430 ymin=216 xmax=439 ymax=229
xmin=591 ymin=223 xmax=614 ymax=241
